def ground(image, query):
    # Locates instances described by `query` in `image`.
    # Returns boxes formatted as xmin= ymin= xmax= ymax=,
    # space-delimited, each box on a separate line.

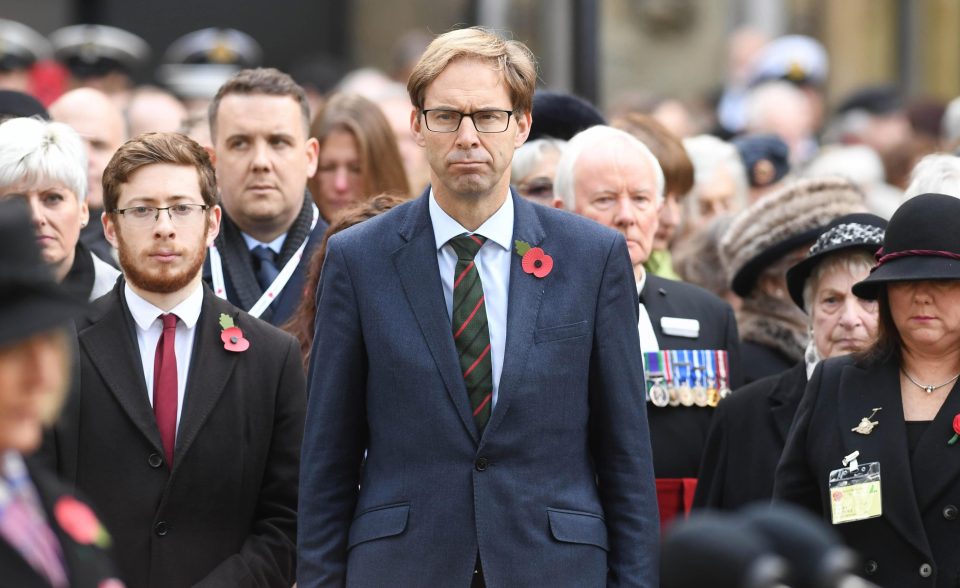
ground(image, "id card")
xmin=828 ymin=461 xmax=882 ymax=524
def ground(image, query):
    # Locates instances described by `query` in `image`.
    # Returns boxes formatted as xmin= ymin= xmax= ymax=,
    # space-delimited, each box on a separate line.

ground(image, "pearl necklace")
xmin=902 ymin=368 xmax=960 ymax=395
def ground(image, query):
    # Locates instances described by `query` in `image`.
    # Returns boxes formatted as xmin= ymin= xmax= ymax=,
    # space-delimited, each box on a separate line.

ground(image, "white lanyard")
xmin=209 ymin=204 xmax=319 ymax=318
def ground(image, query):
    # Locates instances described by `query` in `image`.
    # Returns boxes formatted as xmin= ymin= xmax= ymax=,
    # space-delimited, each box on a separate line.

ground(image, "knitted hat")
xmin=721 ymin=177 xmax=866 ymax=297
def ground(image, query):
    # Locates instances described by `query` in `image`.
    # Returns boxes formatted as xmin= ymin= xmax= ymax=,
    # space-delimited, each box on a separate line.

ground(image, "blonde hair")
xmin=407 ymin=27 xmax=537 ymax=114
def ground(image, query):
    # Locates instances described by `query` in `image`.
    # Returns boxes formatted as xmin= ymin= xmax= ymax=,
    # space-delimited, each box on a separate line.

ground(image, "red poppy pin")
xmin=949 ymin=414 xmax=960 ymax=445
xmin=515 ymin=240 xmax=553 ymax=278
xmin=220 ymin=313 xmax=250 ymax=352
xmin=54 ymin=496 xmax=111 ymax=548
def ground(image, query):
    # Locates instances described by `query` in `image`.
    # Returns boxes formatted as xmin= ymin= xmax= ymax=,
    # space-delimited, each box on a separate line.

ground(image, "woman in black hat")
xmin=0 ymin=199 xmax=120 ymax=587
xmin=775 ymin=193 xmax=960 ymax=587
xmin=720 ymin=176 xmax=867 ymax=383
xmin=0 ymin=116 xmax=119 ymax=302
xmin=694 ymin=213 xmax=885 ymax=510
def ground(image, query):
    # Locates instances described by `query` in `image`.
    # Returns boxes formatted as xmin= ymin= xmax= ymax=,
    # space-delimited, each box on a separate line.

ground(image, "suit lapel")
xmin=482 ymin=193 xmax=546 ymax=442
xmin=837 ymin=361 xmax=930 ymax=557
xmin=172 ymin=289 xmax=239 ymax=468
xmin=392 ymin=193 xmax=479 ymax=443
xmin=910 ymin=378 xmax=960 ymax=511
xmin=80 ymin=284 xmax=164 ymax=455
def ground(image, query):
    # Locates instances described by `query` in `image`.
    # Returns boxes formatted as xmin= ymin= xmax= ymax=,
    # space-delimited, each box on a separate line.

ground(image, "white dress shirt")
xmin=125 ymin=282 xmax=204 ymax=430
xmin=636 ymin=270 xmax=660 ymax=352
xmin=241 ymin=231 xmax=286 ymax=255
xmin=430 ymin=190 xmax=513 ymax=411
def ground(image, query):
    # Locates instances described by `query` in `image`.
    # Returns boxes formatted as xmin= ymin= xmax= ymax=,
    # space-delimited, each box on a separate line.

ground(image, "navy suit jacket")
xmin=298 ymin=189 xmax=659 ymax=587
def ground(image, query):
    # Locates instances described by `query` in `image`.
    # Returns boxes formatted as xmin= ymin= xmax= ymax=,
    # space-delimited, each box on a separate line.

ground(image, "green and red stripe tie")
xmin=450 ymin=233 xmax=493 ymax=431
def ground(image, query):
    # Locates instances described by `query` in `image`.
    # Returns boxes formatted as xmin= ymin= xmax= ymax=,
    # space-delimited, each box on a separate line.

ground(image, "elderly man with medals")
xmin=556 ymin=124 xmax=743 ymax=529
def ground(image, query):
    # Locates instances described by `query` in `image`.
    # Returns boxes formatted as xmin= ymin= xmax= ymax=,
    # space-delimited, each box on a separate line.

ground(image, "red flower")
xmin=950 ymin=414 xmax=960 ymax=445
xmin=55 ymin=496 xmax=109 ymax=547
xmin=219 ymin=314 xmax=250 ymax=353
xmin=521 ymin=247 xmax=553 ymax=278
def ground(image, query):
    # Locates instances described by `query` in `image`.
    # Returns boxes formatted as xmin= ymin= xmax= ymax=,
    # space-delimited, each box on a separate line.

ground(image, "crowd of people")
xmin=1 ymin=16 xmax=959 ymax=588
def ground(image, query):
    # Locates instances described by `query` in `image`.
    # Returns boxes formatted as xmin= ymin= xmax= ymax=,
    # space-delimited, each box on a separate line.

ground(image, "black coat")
xmin=775 ymin=356 xmax=960 ymax=587
xmin=48 ymin=281 xmax=306 ymax=588
xmin=0 ymin=457 xmax=121 ymax=588
xmin=642 ymin=274 xmax=742 ymax=478
xmin=740 ymin=340 xmax=795 ymax=385
xmin=693 ymin=361 xmax=806 ymax=510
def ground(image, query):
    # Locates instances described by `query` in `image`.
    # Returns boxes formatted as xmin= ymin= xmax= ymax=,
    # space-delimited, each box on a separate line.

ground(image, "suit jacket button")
xmin=148 ymin=453 xmax=164 ymax=468
xmin=475 ymin=457 xmax=489 ymax=471
xmin=919 ymin=563 xmax=933 ymax=578
xmin=864 ymin=560 xmax=878 ymax=575
xmin=944 ymin=505 xmax=958 ymax=520
xmin=155 ymin=521 xmax=168 ymax=536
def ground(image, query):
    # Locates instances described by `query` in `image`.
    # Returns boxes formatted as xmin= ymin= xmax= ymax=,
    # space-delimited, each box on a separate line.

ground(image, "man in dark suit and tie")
xmin=555 ymin=125 xmax=742 ymax=528
xmin=202 ymin=67 xmax=326 ymax=326
xmin=47 ymin=132 xmax=306 ymax=587
xmin=298 ymin=27 xmax=659 ymax=587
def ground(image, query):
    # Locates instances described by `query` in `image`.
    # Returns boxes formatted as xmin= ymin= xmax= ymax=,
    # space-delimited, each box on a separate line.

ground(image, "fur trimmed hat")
xmin=721 ymin=176 xmax=866 ymax=297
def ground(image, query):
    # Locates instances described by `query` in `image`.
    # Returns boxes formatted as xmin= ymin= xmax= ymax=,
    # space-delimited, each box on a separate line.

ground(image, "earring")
xmin=775 ymin=288 xmax=785 ymax=299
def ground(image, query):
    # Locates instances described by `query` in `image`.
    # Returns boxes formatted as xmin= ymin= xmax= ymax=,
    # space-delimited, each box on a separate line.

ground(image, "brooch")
xmin=515 ymin=240 xmax=553 ymax=278
xmin=852 ymin=407 xmax=882 ymax=435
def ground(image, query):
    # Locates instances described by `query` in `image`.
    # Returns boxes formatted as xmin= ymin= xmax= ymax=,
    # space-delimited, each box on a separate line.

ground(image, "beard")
xmin=116 ymin=226 xmax=208 ymax=295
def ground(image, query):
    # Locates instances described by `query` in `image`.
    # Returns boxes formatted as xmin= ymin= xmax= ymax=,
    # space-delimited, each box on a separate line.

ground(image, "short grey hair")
xmin=511 ymin=138 xmax=566 ymax=182
xmin=902 ymin=153 xmax=960 ymax=201
xmin=0 ymin=117 xmax=88 ymax=201
xmin=801 ymin=249 xmax=875 ymax=315
xmin=554 ymin=125 xmax=665 ymax=211
xmin=683 ymin=134 xmax=748 ymax=222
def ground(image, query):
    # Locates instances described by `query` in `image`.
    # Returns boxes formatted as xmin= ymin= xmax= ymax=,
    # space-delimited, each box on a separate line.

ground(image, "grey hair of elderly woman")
xmin=0 ymin=116 xmax=88 ymax=200
xmin=682 ymin=134 xmax=748 ymax=229
xmin=511 ymin=138 xmax=566 ymax=181
xmin=902 ymin=153 xmax=960 ymax=201
xmin=800 ymin=248 xmax=876 ymax=314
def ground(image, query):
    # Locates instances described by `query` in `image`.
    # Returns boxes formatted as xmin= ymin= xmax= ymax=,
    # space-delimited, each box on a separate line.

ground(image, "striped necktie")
xmin=449 ymin=234 xmax=494 ymax=431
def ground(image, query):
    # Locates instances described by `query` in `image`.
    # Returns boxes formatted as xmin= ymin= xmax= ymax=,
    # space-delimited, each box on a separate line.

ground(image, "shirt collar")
xmin=636 ymin=269 xmax=647 ymax=298
xmin=125 ymin=281 xmax=205 ymax=330
xmin=428 ymin=188 xmax=514 ymax=252
xmin=241 ymin=231 xmax=286 ymax=255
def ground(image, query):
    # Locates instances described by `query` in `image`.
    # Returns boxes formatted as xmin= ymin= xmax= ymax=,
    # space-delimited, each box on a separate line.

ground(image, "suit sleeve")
xmin=297 ymin=238 xmax=369 ymax=587
xmin=691 ymin=399 xmax=731 ymax=510
xmin=588 ymin=235 xmax=660 ymax=588
xmin=772 ymin=361 xmax=824 ymax=515
xmin=193 ymin=333 xmax=306 ymax=587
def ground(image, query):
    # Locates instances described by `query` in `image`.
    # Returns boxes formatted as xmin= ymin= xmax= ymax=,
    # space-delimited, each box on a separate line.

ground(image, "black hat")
xmin=0 ymin=90 xmax=49 ymax=120
xmin=50 ymin=25 xmax=150 ymax=79
xmin=732 ymin=134 xmax=790 ymax=188
xmin=786 ymin=213 xmax=887 ymax=310
xmin=528 ymin=91 xmax=606 ymax=142
xmin=0 ymin=19 xmax=51 ymax=72
xmin=836 ymin=85 xmax=903 ymax=116
xmin=852 ymin=193 xmax=960 ymax=299
xmin=0 ymin=199 xmax=85 ymax=347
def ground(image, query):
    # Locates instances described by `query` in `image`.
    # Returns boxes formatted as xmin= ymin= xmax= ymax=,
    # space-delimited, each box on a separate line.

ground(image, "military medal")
xmin=666 ymin=350 xmax=681 ymax=406
xmin=643 ymin=352 xmax=671 ymax=408
xmin=692 ymin=350 xmax=709 ymax=407
xmin=677 ymin=350 xmax=695 ymax=407
xmin=705 ymin=350 xmax=719 ymax=407
xmin=852 ymin=407 xmax=882 ymax=435
xmin=716 ymin=350 xmax=732 ymax=400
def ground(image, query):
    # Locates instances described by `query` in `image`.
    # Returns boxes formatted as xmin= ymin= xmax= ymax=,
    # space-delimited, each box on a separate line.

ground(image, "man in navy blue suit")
xmin=298 ymin=27 xmax=659 ymax=588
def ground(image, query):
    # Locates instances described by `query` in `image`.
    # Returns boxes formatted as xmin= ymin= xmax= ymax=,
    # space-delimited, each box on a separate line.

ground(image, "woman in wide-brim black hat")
xmin=695 ymin=212 xmax=886 ymax=511
xmin=775 ymin=193 xmax=960 ymax=587
xmin=0 ymin=198 xmax=122 ymax=585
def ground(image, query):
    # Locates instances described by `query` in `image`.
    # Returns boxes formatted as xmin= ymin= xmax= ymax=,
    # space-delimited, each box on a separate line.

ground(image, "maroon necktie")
xmin=153 ymin=313 xmax=179 ymax=468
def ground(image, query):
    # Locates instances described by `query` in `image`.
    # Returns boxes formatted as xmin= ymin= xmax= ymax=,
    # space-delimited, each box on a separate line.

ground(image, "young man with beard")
xmin=49 ymin=132 xmax=306 ymax=587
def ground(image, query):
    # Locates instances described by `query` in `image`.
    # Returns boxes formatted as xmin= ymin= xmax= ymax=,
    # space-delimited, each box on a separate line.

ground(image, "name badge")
xmin=829 ymin=457 xmax=882 ymax=525
xmin=660 ymin=317 xmax=700 ymax=338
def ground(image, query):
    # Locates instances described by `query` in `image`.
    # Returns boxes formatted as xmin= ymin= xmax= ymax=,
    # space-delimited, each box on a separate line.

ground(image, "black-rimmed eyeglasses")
xmin=111 ymin=204 xmax=210 ymax=228
xmin=422 ymin=109 xmax=515 ymax=133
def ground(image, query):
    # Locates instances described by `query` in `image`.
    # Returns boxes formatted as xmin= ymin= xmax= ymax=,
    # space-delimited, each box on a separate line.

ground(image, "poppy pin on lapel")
xmin=220 ymin=313 xmax=250 ymax=352
xmin=515 ymin=240 xmax=553 ymax=278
